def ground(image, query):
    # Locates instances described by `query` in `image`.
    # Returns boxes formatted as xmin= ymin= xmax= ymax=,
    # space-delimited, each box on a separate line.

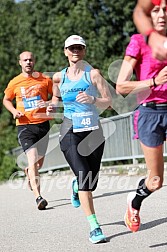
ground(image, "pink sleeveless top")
xmin=126 ymin=34 xmax=167 ymax=104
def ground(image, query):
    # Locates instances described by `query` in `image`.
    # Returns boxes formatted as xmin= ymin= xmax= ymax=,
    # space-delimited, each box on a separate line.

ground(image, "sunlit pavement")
xmin=0 ymin=173 xmax=167 ymax=252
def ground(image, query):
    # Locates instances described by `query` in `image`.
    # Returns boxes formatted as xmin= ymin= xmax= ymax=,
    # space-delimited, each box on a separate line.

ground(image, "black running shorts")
xmin=17 ymin=121 xmax=50 ymax=156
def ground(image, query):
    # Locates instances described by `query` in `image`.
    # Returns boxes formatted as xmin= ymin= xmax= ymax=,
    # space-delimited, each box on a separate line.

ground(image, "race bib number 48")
xmin=72 ymin=111 xmax=99 ymax=132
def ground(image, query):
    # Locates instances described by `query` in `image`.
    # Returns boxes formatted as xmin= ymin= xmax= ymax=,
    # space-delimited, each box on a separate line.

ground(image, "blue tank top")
xmin=60 ymin=66 xmax=99 ymax=132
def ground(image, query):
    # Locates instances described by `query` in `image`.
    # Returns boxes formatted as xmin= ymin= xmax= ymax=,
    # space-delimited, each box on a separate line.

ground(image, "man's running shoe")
xmin=36 ymin=196 xmax=48 ymax=210
xmin=71 ymin=178 xmax=80 ymax=208
xmin=89 ymin=227 xmax=107 ymax=244
xmin=124 ymin=192 xmax=140 ymax=232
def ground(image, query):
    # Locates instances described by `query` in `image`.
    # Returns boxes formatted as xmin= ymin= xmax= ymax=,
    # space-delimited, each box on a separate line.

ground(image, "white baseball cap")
xmin=64 ymin=35 xmax=86 ymax=48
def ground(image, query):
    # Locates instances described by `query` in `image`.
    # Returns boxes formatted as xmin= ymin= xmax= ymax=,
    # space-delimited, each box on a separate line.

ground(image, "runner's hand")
xmin=13 ymin=110 xmax=24 ymax=119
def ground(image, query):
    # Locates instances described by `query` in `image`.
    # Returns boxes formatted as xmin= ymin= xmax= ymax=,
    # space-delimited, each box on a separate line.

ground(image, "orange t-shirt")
xmin=4 ymin=72 xmax=53 ymax=125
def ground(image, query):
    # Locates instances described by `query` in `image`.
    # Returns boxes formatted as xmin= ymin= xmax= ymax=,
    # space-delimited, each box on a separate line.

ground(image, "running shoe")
xmin=71 ymin=178 xmax=80 ymax=208
xmin=36 ymin=196 xmax=48 ymax=210
xmin=124 ymin=192 xmax=140 ymax=232
xmin=89 ymin=227 xmax=107 ymax=244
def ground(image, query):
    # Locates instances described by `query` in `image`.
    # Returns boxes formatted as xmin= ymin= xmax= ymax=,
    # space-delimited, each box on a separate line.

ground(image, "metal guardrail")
xmin=12 ymin=112 xmax=167 ymax=173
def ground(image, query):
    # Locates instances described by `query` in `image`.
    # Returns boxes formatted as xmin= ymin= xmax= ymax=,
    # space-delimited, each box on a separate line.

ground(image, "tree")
xmin=0 ymin=0 xmax=19 ymax=175
xmin=0 ymin=0 xmax=136 ymax=180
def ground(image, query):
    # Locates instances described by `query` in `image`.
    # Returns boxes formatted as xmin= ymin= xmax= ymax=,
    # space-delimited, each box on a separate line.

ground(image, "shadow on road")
xmin=100 ymin=217 xmax=167 ymax=241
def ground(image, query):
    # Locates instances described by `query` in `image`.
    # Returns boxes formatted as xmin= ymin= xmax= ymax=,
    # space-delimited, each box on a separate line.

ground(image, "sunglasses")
xmin=67 ymin=45 xmax=85 ymax=52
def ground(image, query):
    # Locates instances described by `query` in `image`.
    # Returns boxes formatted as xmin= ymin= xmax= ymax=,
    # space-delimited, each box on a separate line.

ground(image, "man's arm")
xmin=3 ymin=95 xmax=24 ymax=119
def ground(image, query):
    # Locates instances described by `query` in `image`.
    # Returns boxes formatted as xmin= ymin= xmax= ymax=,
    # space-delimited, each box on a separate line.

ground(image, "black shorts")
xmin=59 ymin=117 xmax=105 ymax=191
xmin=17 ymin=121 xmax=50 ymax=156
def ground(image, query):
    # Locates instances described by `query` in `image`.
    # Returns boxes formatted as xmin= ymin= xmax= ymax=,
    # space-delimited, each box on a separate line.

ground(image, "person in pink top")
xmin=116 ymin=0 xmax=167 ymax=233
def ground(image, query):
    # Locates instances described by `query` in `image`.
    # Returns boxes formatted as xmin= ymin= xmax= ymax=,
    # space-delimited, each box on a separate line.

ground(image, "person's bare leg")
xmin=124 ymin=142 xmax=164 ymax=232
xmin=78 ymin=191 xmax=95 ymax=216
xmin=24 ymin=155 xmax=44 ymax=191
xmin=37 ymin=156 xmax=45 ymax=170
xmin=78 ymin=190 xmax=106 ymax=243
xmin=26 ymin=148 xmax=41 ymax=198
xmin=24 ymin=167 xmax=33 ymax=190
xmin=140 ymin=142 xmax=164 ymax=191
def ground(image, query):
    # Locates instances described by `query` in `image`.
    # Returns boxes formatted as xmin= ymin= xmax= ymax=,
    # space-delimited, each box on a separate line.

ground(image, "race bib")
xmin=23 ymin=95 xmax=41 ymax=111
xmin=72 ymin=111 xmax=99 ymax=132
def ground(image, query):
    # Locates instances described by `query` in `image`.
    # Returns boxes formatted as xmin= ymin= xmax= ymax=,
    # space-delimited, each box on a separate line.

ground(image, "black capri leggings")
xmin=59 ymin=117 xmax=105 ymax=191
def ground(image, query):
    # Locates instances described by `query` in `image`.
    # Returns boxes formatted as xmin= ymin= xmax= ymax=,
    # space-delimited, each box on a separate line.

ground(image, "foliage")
xmin=0 ymin=0 xmax=136 ymax=181
xmin=0 ymin=155 xmax=18 ymax=181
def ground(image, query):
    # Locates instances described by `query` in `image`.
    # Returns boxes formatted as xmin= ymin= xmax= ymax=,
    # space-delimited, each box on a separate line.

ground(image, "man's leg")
xmin=26 ymin=148 xmax=47 ymax=210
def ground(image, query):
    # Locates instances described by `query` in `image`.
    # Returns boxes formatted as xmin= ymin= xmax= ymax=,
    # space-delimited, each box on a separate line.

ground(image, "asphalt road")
xmin=0 ymin=171 xmax=167 ymax=252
